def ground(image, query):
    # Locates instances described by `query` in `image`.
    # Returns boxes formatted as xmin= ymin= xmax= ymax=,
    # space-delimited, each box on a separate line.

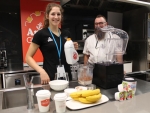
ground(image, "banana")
xmin=70 ymin=91 xmax=82 ymax=98
xmin=81 ymin=90 xmax=93 ymax=97
xmin=72 ymin=97 xmax=79 ymax=101
xmin=82 ymin=89 xmax=100 ymax=97
xmin=70 ymin=88 xmax=102 ymax=104
xmin=78 ymin=97 xmax=93 ymax=104
xmin=86 ymin=93 xmax=102 ymax=102
xmin=91 ymin=89 xmax=100 ymax=95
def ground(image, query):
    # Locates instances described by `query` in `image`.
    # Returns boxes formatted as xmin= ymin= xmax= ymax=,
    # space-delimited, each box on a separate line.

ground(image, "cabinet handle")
xmin=5 ymin=72 xmax=39 ymax=77
xmin=5 ymin=73 xmax=26 ymax=77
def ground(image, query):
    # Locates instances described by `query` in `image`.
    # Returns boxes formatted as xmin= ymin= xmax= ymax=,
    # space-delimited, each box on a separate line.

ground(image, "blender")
xmin=92 ymin=25 xmax=129 ymax=89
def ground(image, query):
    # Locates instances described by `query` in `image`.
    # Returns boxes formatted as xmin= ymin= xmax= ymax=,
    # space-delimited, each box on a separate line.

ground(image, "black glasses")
xmin=95 ymin=22 xmax=106 ymax=25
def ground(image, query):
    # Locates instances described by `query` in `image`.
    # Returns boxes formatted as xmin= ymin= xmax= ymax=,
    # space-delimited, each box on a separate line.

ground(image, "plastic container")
xmin=55 ymin=72 xmax=69 ymax=81
xmin=64 ymin=88 xmax=77 ymax=97
xmin=54 ymin=93 xmax=67 ymax=113
xmin=122 ymin=77 xmax=137 ymax=95
xmin=36 ymin=90 xmax=51 ymax=112
xmin=77 ymin=64 xmax=94 ymax=85
xmin=64 ymin=38 xmax=79 ymax=64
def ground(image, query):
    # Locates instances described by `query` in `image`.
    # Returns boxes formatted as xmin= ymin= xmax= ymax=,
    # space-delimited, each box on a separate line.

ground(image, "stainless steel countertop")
xmin=0 ymin=89 xmax=150 ymax=113
xmin=1 ymin=79 xmax=150 ymax=113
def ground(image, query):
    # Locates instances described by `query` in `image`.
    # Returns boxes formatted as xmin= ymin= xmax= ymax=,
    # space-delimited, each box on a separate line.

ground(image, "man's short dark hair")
xmin=95 ymin=14 xmax=107 ymax=22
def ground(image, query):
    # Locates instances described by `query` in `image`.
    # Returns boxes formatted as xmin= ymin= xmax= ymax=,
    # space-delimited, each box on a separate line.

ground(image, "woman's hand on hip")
xmin=73 ymin=42 xmax=78 ymax=50
xmin=40 ymin=70 xmax=50 ymax=85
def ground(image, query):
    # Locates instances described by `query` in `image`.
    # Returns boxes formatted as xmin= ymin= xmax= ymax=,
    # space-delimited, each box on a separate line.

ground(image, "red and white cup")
xmin=36 ymin=90 xmax=51 ymax=112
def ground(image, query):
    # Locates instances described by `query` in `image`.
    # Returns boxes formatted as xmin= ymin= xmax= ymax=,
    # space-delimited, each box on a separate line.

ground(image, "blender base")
xmin=93 ymin=63 xmax=124 ymax=89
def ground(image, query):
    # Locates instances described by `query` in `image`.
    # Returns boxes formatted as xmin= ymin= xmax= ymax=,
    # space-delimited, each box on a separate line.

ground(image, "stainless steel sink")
xmin=2 ymin=87 xmax=42 ymax=109
xmin=0 ymin=72 xmax=51 ymax=110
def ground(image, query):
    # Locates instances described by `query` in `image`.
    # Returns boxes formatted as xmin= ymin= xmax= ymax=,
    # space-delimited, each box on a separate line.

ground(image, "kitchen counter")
xmin=1 ymin=79 xmax=150 ymax=113
xmin=1 ymin=92 xmax=150 ymax=113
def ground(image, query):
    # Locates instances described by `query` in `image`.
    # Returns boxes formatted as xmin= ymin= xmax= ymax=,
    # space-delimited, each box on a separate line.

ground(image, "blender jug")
xmin=92 ymin=25 xmax=129 ymax=89
xmin=78 ymin=64 xmax=94 ymax=85
xmin=94 ymin=26 xmax=129 ymax=63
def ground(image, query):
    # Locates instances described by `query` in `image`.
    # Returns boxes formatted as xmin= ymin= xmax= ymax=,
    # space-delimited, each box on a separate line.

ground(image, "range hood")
xmin=112 ymin=0 xmax=150 ymax=7
xmin=60 ymin=0 xmax=70 ymax=5
xmin=62 ymin=0 xmax=145 ymax=13
xmin=40 ymin=0 xmax=70 ymax=5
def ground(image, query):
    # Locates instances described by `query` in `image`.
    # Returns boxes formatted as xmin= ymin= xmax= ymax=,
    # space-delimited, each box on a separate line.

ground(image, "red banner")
xmin=20 ymin=0 xmax=60 ymax=65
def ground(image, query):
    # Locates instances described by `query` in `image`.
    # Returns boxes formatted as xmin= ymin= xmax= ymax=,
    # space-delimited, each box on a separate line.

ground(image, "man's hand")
xmin=73 ymin=42 xmax=78 ymax=50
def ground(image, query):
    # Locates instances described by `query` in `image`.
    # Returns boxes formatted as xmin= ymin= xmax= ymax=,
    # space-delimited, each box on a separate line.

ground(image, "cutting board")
xmin=66 ymin=94 xmax=109 ymax=110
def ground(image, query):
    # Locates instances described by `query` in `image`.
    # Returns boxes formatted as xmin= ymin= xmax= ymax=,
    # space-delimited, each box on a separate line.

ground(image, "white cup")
xmin=36 ymin=90 xmax=51 ymax=113
xmin=122 ymin=77 xmax=137 ymax=95
xmin=54 ymin=93 xmax=67 ymax=113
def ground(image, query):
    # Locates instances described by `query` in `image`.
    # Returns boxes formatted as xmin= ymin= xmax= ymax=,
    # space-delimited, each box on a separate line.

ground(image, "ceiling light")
xmin=114 ymin=0 xmax=150 ymax=6
xmin=83 ymin=24 xmax=88 ymax=27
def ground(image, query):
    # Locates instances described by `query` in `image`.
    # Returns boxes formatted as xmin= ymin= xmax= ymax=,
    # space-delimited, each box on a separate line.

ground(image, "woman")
xmin=25 ymin=3 xmax=78 ymax=84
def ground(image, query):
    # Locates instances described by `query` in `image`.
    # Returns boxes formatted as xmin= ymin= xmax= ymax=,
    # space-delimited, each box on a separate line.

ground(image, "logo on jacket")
xmin=47 ymin=37 xmax=53 ymax=42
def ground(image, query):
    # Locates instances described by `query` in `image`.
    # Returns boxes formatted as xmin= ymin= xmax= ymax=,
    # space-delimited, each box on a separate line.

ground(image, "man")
xmin=83 ymin=15 xmax=123 ymax=65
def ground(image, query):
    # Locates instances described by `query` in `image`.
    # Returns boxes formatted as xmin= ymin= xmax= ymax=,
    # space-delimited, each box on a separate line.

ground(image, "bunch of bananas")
xmin=70 ymin=89 xmax=102 ymax=104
